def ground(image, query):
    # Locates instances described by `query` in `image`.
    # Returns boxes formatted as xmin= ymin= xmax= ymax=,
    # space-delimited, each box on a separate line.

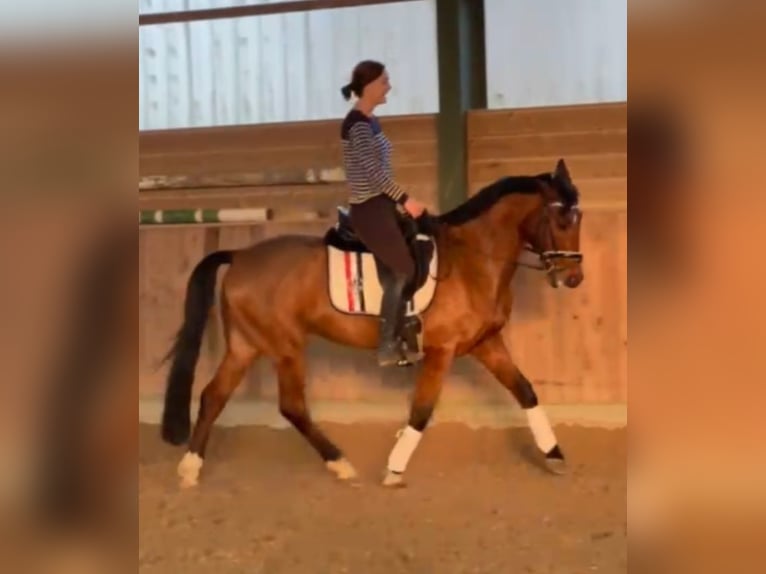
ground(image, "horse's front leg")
xmin=471 ymin=333 xmax=566 ymax=474
xmin=382 ymin=347 xmax=454 ymax=487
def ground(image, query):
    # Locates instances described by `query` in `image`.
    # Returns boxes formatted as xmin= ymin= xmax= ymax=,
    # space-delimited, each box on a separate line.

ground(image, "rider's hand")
xmin=403 ymin=197 xmax=425 ymax=218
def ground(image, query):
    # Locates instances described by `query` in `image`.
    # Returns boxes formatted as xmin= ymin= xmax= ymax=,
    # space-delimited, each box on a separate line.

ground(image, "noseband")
xmin=523 ymin=200 xmax=583 ymax=275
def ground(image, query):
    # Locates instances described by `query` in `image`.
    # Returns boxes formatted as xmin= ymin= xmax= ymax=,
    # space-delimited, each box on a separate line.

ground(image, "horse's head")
xmin=530 ymin=159 xmax=584 ymax=289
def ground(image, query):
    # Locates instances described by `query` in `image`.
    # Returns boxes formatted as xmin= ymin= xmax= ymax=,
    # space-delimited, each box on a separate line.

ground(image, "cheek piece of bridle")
xmin=521 ymin=201 xmax=584 ymax=275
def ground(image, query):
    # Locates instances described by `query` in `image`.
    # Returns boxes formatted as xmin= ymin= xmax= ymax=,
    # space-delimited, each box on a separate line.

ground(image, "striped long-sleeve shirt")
xmin=341 ymin=109 xmax=409 ymax=205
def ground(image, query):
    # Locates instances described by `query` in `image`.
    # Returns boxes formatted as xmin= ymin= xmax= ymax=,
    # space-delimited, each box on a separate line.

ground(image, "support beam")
xmin=436 ymin=0 xmax=487 ymax=212
xmin=139 ymin=0 xmax=421 ymax=27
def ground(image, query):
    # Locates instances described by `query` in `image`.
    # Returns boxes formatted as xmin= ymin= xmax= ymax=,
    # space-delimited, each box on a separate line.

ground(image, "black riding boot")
xmin=378 ymin=271 xmax=409 ymax=367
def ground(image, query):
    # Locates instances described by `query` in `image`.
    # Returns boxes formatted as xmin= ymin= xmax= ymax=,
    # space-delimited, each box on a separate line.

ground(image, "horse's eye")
xmin=555 ymin=208 xmax=578 ymax=229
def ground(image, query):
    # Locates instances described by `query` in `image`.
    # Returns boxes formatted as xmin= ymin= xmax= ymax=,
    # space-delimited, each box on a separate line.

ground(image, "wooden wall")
xmin=465 ymin=102 xmax=627 ymax=403
xmin=139 ymin=103 xmax=626 ymax=410
xmin=139 ymin=114 xmax=439 ymax=214
xmin=467 ymin=101 xmax=627 ymax=207
xmin=139 ymin=113 xmax=440 ymax=403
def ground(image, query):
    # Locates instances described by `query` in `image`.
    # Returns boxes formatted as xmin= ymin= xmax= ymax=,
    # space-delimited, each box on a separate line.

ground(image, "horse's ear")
xmin=554 ymin=158 xmax=572 ymax=184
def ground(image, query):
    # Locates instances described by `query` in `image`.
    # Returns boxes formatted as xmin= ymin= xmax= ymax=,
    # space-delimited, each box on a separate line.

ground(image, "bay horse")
xmin=161 ymin=158 xmax=584 ymax=488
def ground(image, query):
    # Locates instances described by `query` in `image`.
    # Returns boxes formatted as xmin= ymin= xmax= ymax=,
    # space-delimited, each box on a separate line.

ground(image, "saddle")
xmin=323 ymin=206 xmax=440 ymax=365
xmin=324 ymin=206 xmax=437 ymax=298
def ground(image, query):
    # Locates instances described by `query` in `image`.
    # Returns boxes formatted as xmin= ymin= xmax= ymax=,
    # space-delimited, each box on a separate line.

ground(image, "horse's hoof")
xmin=177 ymin=452 xmax=203 ymax=488
xmin=382 ymin=470 xmax=406 ymax=488
xmin=180 ymin=476 xmax=198 ymax=489
xmin=326 ymin=458 xmax=358 ymax=481
xmin=545 ymin=456 xmax=567 ymax=475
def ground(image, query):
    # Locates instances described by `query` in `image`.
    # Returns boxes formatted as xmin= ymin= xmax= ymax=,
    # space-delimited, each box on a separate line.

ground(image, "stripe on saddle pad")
xmin=326 ymin=242 xmax=438 ymax=317
xmin=342 ymin=250 xmax=366 ymax=312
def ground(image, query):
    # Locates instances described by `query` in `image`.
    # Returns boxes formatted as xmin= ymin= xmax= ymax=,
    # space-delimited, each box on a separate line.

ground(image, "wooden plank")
xmin=139 ymin=184 xmax=349 ymax=210
xmin=139 ymin=184 xmax=349 ymax=200
xmin=139 ymin=114 xmax=436 ymax=152
xmin=469 ymin=176 xmax=627 ymax=198
xmin=140 ymin=123 xmax=334 ymax=153
xmin=395 ymin=163 xmax=438 ymax=186
xmin=468 ymin=129 xmax=627 ymax=161
xmin=139 ymin=167 xmax=346 ymax=190
xmin=381 ymin=116 xmax=437 ymax=142
xmin=467 ymin=102 xmax=627 ymax=136
xmin=138 ymin=184 xmax=441 ymax=217
xmin=140 ymin=139 xmax=437 ymax=164
xmin=140 ymin=164 xmax=433 ymax=191
xmin=140 ymin=140 xmax=436 ymax=176
xmin=140 ymin=0 xmax=423 ymax=27
xmin=138 ymin=188 xmax=442 ymax=217
xmin=140 ymin=147 xmax=342 ymax=175
xmin=470 ymin=153 xmax=627 ymax=183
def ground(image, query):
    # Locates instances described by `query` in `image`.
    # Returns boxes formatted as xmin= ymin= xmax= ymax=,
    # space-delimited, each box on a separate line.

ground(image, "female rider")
xmin=339 ymin=60 xmax=426 ymax=366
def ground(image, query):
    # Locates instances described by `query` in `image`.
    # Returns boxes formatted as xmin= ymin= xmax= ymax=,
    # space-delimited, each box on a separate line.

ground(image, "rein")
xmin=416 ymin=200 xmax=583 ymax=282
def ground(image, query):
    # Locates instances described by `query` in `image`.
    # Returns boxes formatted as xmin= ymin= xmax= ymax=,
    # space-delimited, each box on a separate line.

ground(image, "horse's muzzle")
xmin=542 ymin=251 xmax=584 ymax=289
xmin=564 ymin=268 xmax=584 ymax=288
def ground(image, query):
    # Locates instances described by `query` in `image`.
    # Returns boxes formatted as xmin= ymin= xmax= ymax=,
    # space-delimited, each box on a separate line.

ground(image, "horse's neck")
xmin=443 ymin=198 xmax=533 ymax=293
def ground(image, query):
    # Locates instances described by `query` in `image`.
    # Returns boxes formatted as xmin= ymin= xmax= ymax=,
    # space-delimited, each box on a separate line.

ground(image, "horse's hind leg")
xmin=470 ymin=333 xmax=566 ymax=474
xmin=177 ymin=334 xmax=257 ymax=488
xmin=275 ymin=353 xmax=358 ymax=481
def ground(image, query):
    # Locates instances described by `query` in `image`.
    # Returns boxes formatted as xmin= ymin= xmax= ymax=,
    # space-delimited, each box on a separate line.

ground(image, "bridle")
xmin=519 ymin=200 xmax=583 ymax=275
xmin=418 ymin=195 xmax=583 ymax=280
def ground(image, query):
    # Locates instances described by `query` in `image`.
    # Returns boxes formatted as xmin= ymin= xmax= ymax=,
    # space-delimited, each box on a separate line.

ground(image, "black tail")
xmin=160 ymin=250 xmax=233 ymax=446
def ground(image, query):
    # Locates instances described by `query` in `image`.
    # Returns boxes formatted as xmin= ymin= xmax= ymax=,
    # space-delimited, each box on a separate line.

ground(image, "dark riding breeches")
xmin=348 ymin=194 xmax=415 ymax=282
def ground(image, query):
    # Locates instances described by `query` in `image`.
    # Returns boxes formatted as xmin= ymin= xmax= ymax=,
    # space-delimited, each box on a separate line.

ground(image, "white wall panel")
xmin=139 ymin=0 xmax=627 ymax=129
xmin=139 ymin=0 xmax=439 ymax=130
xmin=484 ymin=0 xmax=627 ymax=109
